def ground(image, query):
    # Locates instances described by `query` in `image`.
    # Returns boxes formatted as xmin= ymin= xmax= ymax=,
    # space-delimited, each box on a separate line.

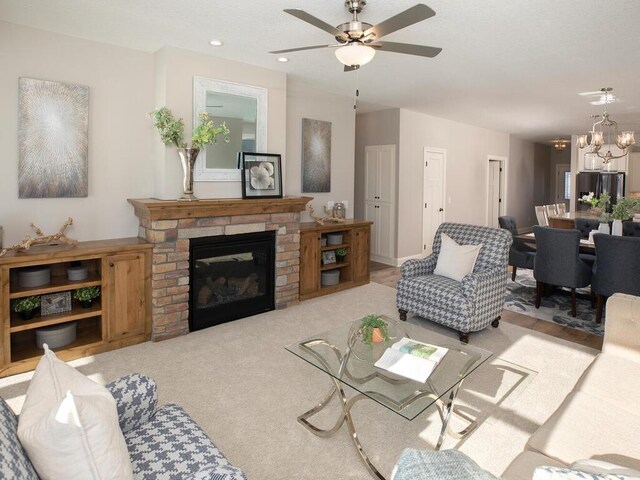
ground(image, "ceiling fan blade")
xmin=372 ymin=41 xmax=442 ymax=58
xmin=344 ymin=65 xmax=360 ymax=72
xmin=284 ymin=9 xmax=348 ymax=40
xmin=270 ymin=44 xmax=334 ymax=54
xmin=364 ymin=4 xmax=436 ymax=40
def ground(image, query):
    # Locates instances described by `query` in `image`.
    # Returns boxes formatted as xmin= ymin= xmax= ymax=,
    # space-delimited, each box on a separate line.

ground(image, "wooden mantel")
xmin=128 ymin=196 xmax=313 ymax=221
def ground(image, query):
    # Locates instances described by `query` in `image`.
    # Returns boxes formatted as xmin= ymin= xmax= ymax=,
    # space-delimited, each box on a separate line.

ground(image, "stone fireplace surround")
xmin=128 ymin=196 xmax=312 ymax=341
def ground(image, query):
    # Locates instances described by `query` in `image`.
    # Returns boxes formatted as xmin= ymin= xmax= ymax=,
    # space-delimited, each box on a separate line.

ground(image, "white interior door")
xmin=423 ymin=148 xmax=446 ymax=254
xmin=364 ymin=202 xmax=379 ymax=256
xmin=377 ymin=203 xmax=394 ymax=259
xmin=487 ymin=160 xmax=501 ymax=228
xmin=364 ymin=147 xmax=378 ymax=202
xmin=377 ymin=146 xmax=395 ymax=203
xmin=555 ymin=164 xmax=571 ymax=208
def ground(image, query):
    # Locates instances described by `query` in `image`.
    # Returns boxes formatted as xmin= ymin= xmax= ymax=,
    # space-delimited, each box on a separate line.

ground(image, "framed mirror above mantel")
xmin=193 ymin=76 xmax=268 ymax=182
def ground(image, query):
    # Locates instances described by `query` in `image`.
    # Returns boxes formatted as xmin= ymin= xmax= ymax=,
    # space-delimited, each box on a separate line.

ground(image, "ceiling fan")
xmin=269 ymin=1 xmax=442 ymax=71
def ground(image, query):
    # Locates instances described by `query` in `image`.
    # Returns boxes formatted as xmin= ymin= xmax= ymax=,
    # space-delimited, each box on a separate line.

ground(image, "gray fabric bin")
xmin=321 ymin=269 xmax=340 ymax=286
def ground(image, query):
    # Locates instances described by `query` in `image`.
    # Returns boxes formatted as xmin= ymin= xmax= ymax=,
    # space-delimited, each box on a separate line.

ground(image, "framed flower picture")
xmin=240 ymin=152 xmax=283 ymax=199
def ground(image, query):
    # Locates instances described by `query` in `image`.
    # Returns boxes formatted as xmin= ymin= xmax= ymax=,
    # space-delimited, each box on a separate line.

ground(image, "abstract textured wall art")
xmin=18 ymin=78 xmax=89 ymax=198
xmin=301 ymin=118 xmax=331 ymax=193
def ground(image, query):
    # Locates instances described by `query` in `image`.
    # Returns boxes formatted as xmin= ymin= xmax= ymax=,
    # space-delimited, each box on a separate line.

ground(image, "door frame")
xmin=555 ymin=163 xmax=571 ymax=205
xmin=486 ymin=155 xmax=508 ymax=227
xmin=422 ymin=147 xmax=447 ymax=257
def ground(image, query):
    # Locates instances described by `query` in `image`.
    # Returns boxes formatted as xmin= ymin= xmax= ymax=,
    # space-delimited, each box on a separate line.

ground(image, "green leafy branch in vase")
xmin=149 ymin=107 xmax=230 ymax=149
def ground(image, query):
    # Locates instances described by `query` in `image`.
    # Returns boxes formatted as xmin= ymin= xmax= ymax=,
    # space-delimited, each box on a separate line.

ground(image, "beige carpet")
xmin=0 ymin=283 xmax=597 ymax=479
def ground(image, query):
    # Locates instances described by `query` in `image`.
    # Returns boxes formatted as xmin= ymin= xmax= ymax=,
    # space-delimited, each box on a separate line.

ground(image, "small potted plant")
xmin=74 ymin=286 xmax=100 ymax=309
xmin=14 ymin=296 xmax=41 ymax=320
xmin=359 ymin=314 xmax=390 ymax=345
xmin=335 ymin=247 xmax=348 ymax=263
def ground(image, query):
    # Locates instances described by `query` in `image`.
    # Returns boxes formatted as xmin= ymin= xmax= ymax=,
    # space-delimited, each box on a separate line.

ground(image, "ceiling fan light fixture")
xmin=334 ymin=43 xmax=376 ymax=67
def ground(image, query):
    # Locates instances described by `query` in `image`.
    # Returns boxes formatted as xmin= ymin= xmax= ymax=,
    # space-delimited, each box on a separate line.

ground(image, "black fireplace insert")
xmin=189 ymin=231 xmax=275 ymax=331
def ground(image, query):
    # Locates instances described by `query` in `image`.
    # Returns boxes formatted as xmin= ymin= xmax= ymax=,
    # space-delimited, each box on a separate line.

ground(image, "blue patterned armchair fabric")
xmin=0 ymin=374 xmax=246 ymax=480
xmin=392 ymin=449 xmax=499 ymax=480
xmin=396 ymin=223 xmax=511 ymax=342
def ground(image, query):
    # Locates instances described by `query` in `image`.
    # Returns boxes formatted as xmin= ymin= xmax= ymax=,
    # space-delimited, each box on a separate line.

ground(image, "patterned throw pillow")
xmin=533 ymin=466 xmax=640 ymax=480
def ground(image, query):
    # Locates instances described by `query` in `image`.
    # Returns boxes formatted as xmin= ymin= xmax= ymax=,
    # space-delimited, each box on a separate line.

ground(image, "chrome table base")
xmin=297 ymin=339 xmax=478 ymax=480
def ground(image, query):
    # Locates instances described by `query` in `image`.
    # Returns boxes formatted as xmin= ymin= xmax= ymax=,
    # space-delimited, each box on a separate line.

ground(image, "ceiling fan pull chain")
xmin=353 ymin=68 xmax=360 ymax=110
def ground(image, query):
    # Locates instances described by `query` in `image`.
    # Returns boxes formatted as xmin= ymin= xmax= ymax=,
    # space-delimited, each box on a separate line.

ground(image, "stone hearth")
xmin=128 ymin=197 xmax=311 ymax=341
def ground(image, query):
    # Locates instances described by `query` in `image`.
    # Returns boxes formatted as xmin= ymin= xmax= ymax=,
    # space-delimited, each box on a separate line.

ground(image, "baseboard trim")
xmin=371 ymin=253 xmax=425 ymax=267
xmin=371 ymin=254 xmax=397 ymax=266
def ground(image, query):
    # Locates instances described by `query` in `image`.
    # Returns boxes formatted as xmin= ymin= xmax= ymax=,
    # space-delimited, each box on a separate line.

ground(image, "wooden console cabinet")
xmin=0 ymin=238 xmax=152 ymax=377
xmin=299 ymin=220 xmax=372 ymax=301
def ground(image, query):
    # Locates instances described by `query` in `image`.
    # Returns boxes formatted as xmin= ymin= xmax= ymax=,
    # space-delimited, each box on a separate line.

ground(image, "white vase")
xmin=612 ymin=219 xmax=623 ymax=236
xmin=598 ymin=223 xmax=610 ymax=234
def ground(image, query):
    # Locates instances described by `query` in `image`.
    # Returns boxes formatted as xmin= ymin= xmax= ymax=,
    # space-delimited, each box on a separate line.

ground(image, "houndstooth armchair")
xmin=396 ymin=223 xmax=511 ymax=343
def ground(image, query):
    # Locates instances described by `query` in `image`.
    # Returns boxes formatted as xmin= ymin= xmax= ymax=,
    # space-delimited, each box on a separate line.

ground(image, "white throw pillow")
xmin=433 ymin=233 xmax=482 ymax=282
xmin=17 ymin=345 xmax=134 ymax=480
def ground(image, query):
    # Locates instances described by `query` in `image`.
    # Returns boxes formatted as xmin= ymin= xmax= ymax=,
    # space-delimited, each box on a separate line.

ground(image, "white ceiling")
xmin=2 ymin=0 xmax=640 ymax=143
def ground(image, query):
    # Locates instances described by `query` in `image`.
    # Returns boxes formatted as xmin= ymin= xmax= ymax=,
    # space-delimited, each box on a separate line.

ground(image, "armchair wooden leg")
xmin=596 ymin=294 xmax=604 ymax=324
xmin=398 ymin=309 xmax=408 ymax=321
xmin=571 ymin=288 xmax=577 ymax=317
xmin=491 ymin=317 xmax=500 ymax=328
xmin=590 ymin=289 xmax=596 ymax=309
xmin=458 ymin=331 xmax=469 ymax=344
xmin=535 ymin=281 xmax=543 ymax=309
xmin=511 ymin=266 xmax=517 ymax=282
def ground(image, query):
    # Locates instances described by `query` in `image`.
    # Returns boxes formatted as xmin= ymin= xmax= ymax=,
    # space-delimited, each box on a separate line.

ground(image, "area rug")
xmin=0 ymin=283 xmax=597 ymax=479
xmin=505 ymin=270 xmax=604 ymax=336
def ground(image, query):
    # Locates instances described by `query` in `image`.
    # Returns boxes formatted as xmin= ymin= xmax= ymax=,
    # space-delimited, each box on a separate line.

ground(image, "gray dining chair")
xmin=533 ymin=226 xmax=592 ymax=317
xmin=591 ymin=234 xmax=640 ymax=323
xmin=622 ymin=221 xmax=640 ymax=237
xmin=498 ymin=216 xmax=535 ymax=281
xmin=575 ymin=218 xmax=601 ymax=239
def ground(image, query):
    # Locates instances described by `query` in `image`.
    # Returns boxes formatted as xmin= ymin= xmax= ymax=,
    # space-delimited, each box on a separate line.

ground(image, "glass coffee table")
xmin=285 ymin=315 xmax=492 ymax=479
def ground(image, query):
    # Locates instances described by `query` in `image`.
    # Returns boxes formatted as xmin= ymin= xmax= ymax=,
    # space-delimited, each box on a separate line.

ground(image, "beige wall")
xmin=153 ymin=46 xmax=287 ymax=200
xmin=397 ymin=109 xmax=510 ymax=258
xmin=285 ymin=79 xmax=356 ymax=221
xmin=354 ymin=109 xmax=400 ymax=220
xmin=0 ymin=22 xmax=155 ymax=245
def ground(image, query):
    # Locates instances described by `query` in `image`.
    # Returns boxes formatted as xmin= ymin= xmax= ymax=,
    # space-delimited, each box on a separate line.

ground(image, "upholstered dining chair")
xmin=591 ymin=234 xmax=640 ymax=323
xmin=575 ymin=217 xmax=601 ymax=239
xmin=533 ymin=226 xmax=592 ymax=317
xmin=396 ymin=223 xmax=512 ymax=343
xmin=535 ymin=206 xmax=548 ymax=226
xmin=623 ymin=221 xmax=640 ymax=237
xmin=498 ymin=215 xmax=535 ymax=281
xmin=555 ymin=203 xmax=567 ymax=215
xmin=544 ymin=204 xmax=558 ymax=218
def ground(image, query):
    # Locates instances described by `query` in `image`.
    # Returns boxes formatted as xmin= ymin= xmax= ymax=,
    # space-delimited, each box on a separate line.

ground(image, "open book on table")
xmin=374 ymin=338 xmax=448 ymax=383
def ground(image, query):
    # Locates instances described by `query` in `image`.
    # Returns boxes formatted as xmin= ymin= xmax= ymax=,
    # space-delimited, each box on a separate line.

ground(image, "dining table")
xmin=515 ymin=232 xmax=596 ymax=253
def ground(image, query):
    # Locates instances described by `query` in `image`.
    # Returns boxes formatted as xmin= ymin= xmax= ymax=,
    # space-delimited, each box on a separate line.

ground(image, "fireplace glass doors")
xmin=189 ymin=231 xmax=275 ymax=331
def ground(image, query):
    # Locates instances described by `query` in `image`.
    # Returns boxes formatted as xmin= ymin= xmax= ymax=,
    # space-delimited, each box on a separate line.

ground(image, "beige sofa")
xmin=502 ymin=292 xmax=640 ymax=479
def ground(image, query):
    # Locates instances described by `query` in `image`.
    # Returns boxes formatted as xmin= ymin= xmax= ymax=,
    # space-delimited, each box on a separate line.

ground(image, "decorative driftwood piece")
xmin=307 ymin=205 xmax=346 ymax=226
xmin=0 ymin=218 xmax=77 ymax=257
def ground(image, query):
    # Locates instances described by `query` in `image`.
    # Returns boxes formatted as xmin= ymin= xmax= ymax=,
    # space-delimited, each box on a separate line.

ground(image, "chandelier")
xmin=552 ymin=139 xmax=569 ymax=152
xmin=576 ymin=87 xmax=635 ymax=163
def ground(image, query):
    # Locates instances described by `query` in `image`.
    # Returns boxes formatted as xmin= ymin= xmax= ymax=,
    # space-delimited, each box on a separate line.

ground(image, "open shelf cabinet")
xmin=0 ymin=238 xmax=152 ymax=377
xmin=299 ymin=220 xmax=372 ymax=301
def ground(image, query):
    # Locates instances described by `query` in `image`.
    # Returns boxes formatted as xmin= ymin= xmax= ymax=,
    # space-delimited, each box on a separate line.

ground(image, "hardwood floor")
xmin=370 ymin=262 xmax=603 ymax=350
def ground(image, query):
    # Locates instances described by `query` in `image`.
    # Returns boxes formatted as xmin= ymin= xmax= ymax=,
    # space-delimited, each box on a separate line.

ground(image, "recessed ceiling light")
xmin=277 ymin=57 xmax=289 ymax=63
xmin=209 ymin=40 xmax=223 ymax=46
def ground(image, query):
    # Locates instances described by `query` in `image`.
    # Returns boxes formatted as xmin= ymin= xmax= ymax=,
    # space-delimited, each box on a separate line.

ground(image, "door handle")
xmin=439 ymin=208 xmax=444 ymax=212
